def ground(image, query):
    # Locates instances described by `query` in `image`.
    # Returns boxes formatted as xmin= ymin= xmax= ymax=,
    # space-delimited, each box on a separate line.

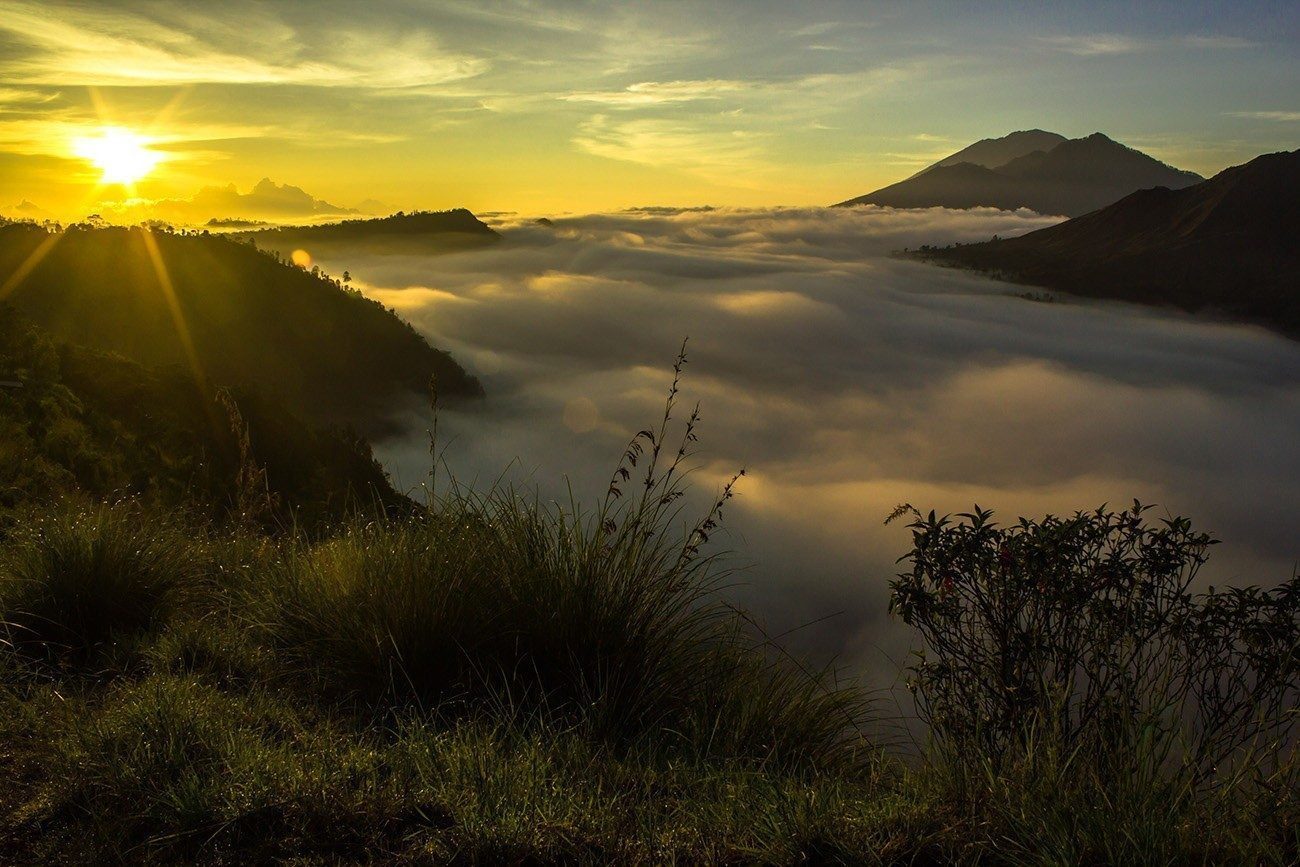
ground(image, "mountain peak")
xmin=837 ymin=129 xmax=1203 ymax=216
xmin=913 ymin=149 xmax=1300 ymax=335
xmin=908 ymin=129 xmax=1068 ymax=179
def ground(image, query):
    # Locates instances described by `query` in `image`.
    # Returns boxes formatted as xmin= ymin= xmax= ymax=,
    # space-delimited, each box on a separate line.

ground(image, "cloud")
xmin=558 ymin=65 xmax=928 ymax=119
xmin=1180 ymin=35 xmax=1255 ymax=49
xmin=572 ymin=115 xmax=767 ymax=185
xmin=291 ymin=207 xmax=1300 ymax=681
xmin=563 ymin=63 xmax=939 ymax=189
xmin=1228 ymin=110 xmax=1300 ymax=122
xmin=0 ymin=112 xmax=273 ymax=157
xmin=561 ymin=80 xmax=753 ymax=108
xmin=2 ymin=199 xmax=52 ymax=220
xmin=792 ymin=22 xmax=843 ymax=38
xmin=0 ymin=0 xmax=486 ymax=88
xmin=1038 ymin=33 xmax=1151 ymax=55
xmin=95 ymin=178 xmax=357 ymax=224
xmin=0 ymin=87 xmax=58 ymax=104
xmin=1039 ymin=32 xmax=1254 ymax=56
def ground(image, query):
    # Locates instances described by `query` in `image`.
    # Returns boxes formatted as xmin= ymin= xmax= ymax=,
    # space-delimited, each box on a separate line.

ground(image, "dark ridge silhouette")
xmin=912 ymin=149 xmax=1300 ymax=335
xmin=837 ymin=131 xmax=1203 ymax=216
xmin=0 ymin=221 xmax=482 ymax=436
xmin=231 ymin=208 xmax=500 ymax=254
xmin=206 ymin=217 xmax=267 ymax=228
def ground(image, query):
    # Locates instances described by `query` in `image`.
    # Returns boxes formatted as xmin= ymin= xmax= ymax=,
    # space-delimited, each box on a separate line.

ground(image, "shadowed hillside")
xmin=0 ymin=220 xmax=481 ymax=435
xmin=913 ymin=149 xmax=1300 ymax=335
xmin=838 ymin=132 xmax=1203 ymax=216
xmin=0 ymin=310 xmax=411 ymax=523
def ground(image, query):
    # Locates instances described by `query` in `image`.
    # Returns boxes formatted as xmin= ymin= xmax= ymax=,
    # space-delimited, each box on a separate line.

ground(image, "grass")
xmin=248 ymin=491 xmax=867 ymax=771
xmin=0 ymin=501 xmax=204 ymax=662
xmin=0 ymin=498 xmax=1293 ymax=864
xmin=0 ymin=360 xmax=1294 ymax=862
xmin=0 ymin=667 xmax=934 ymax=864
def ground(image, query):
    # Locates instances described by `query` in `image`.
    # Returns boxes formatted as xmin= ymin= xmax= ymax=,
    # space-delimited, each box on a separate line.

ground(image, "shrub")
xmin=0 ymin=501 xmax=202 ymax=659
xmin=889 ymin=502 xmax=1300 ymax=780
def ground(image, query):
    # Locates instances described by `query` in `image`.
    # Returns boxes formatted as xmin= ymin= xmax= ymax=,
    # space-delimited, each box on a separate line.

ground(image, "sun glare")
xmin=73 ymin=127 xmax=162 ymax=185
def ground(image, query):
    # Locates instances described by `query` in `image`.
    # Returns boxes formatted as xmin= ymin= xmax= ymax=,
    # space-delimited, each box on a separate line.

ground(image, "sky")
xmin=0 ymin=0 xmax=1296 ymax=219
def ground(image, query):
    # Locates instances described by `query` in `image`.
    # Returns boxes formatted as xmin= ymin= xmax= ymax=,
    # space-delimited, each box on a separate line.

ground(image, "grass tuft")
xmin=0 ymin=501 xmax=203 ymax=662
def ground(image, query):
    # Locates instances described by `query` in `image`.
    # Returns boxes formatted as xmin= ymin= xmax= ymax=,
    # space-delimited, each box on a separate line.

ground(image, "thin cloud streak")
xmin=561 ymin=80 xmax=754 ymax=107
xmin=1038 ymin=32 xmax=1256 ymax=56
xmin=1228 ymin=110 xmax=1300 ymax=122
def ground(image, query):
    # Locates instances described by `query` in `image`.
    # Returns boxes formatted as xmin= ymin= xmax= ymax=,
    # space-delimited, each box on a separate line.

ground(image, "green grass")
xmin=0 ymin=495 xmax=1294 ymax=864
xmin=0 ymin=667 xmax=936 ymax=864
xmin=0 ymin=502 xmax=204 ymax=661
xmin=248 ymin=491 xmax=867 ymax=769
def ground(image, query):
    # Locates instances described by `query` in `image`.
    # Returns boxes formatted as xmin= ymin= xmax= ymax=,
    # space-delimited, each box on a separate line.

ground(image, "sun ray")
xmin=0 ymin=232 xmax=63 ymax=302
xmin=137 ymin=229 xmax=222 ymax=435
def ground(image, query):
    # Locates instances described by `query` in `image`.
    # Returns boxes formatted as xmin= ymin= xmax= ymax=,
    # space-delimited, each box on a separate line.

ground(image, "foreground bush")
xmin=890 ymin=502 xmax=1300 ymax=784
xmin=0 ymin=502 xmax=203 ymax=659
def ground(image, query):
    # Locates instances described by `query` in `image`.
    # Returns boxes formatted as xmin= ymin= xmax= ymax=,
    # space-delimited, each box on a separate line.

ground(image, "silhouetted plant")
xmin=889 ymin=502 xmax=1299 ymax=780
xmin=215 ymin=389 xmax=279 ymax=528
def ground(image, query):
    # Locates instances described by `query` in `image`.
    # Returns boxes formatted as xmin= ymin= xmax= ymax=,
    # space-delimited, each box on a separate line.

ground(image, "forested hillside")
xmin=0 ymin=220 xmax=481 ymax=435
xmin=0 ymin=310 xmax=411 ymax=524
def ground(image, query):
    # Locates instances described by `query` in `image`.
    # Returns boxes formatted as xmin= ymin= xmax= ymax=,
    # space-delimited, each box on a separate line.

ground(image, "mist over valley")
xmin=295 ymin=204 xmax=1300 ymax=666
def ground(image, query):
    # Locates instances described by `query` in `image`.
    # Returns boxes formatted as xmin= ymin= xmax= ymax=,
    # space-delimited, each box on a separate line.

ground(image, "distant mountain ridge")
xmin=837 ymin=131 xmax=1203 ymax=216
xmin=232 ymin=209 xmax=499 ymax=253
xmin=912 ymin=149 xmax=1300 ymax=335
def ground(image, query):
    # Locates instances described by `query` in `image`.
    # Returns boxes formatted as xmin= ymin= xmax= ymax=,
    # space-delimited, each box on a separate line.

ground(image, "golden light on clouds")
xmin=72 ymin=126 xmax=163 ymax=186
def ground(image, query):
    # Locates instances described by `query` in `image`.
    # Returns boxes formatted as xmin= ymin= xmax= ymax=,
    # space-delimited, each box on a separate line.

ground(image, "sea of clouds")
xmin=306 ymin=206 xmax=1300 ymax=693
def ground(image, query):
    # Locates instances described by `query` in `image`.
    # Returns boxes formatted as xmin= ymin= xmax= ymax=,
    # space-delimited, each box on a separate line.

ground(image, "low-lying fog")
xmin=310 ymin=206 xmax=1300 ymax=686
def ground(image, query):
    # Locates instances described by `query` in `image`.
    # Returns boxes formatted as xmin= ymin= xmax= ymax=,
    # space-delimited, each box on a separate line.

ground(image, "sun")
xmin=73 ymin=127 xmax=163 ymax=186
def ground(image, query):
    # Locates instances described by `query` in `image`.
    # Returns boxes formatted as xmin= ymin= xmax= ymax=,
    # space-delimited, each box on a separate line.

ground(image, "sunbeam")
xmin=136 ymin=228 xmax=223 ymax=433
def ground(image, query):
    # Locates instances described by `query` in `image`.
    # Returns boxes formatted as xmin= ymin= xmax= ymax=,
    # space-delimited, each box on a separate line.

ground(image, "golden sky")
xmin=0 ymin=0 xmax=1296 ymax=222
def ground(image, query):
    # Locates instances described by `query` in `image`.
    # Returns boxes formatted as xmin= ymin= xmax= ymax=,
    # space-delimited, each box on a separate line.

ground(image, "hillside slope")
xmin=0 ymin=221 xmax=481 ymax=434
xmin=838 ymin=132 xmax=1203 ymax=216
xmin=913 ymin=149 xmax=1300 ymax=334
xmin=0 ymin=310 xmax=412 ymax=522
